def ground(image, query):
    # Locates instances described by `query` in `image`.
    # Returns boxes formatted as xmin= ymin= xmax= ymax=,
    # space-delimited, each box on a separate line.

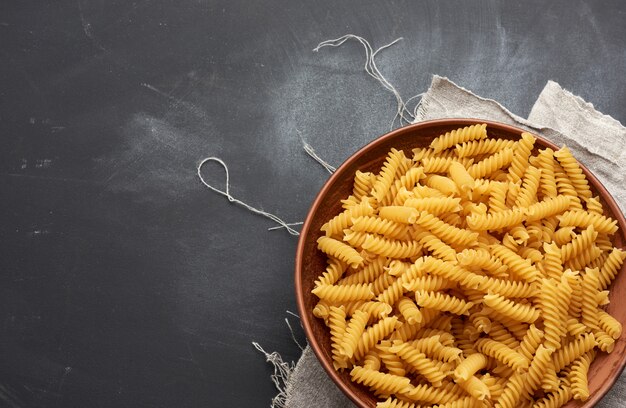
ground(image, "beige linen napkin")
xmin=280 ymin=75 xmax=626 ymax=408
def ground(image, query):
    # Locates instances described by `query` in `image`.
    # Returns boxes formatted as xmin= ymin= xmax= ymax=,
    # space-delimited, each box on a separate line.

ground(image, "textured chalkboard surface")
xmin=1 ymin=1 xmax=625 ymax=407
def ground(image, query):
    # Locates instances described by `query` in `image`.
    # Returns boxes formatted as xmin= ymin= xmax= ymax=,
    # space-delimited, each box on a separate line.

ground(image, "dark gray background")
xmin=1 ymin=1 xmax=625 ymax=407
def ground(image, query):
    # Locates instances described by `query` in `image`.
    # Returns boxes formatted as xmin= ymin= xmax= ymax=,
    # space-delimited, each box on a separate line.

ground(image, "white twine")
xmin=313 ymin=34 xmax=421 ymax=129
xmin=302 ymin=141 xmax=336 ymax=174
xmin=196 ymin=157 xmax=301 ymax=235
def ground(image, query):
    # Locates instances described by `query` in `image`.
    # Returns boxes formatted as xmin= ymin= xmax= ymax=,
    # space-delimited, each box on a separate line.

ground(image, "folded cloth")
xmin=283 ymin=75 xmax=626 ymax=408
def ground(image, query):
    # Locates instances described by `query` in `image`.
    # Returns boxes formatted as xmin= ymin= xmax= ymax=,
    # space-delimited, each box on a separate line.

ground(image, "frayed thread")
xmin=302 ymin=141 xmax=336 ymax=174
xmin=252 ymin=313 xmax=305 ymax=408
xmin=314 ymin=34 xmax=422 ymax=130
xmin=252 ymin=342 xmax=295 ymax=408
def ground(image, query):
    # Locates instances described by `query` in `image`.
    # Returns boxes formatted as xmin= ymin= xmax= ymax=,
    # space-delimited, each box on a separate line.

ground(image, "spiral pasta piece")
xmin=453 ymin=353 xmax=489 ymax=382
xmin=457 ymin=248 xmax=508 ymax=276
xmin=391 ymin=187 xmax=414 ymax=206
xmin=397 ymin=296 xmax=422 ymax=325
xmin=552 ymin=332 xmax=596 ymax=371
xmin=411 ymin=228 xmax=457 ymax=262
xmin=315 ymin=258 xmax=348 ymax=287
xmin=379 ymin=206 xmax=420 ymax=224
xmin=475 ymin=338 xmax=528 ymax=371
xmin=359 ymin=234 xmax=423 ymax=259
xmin=467 ymin=147 xmax=514 ymax=179
xmin=475 ymin=276 xmax=536 ymax=298
xmin=351 ymin=366 xmax=412 ymax=394
xmin=525 ymin=195 xmax=571 ymax=222
xmin=412 ymin=184 xmax=448 ymax=198
xmin=340 ymin=310 xmax=370 ymax=358
xmin=321 ymin=198 xmax=375 ymax=236
xmin=389 ymin=342 xmax=447 ymax=386
xmin=581 ymin=267 xmax=600 ymax=330
xmin=598 ymin=310 xmax=622 ymax=340
xmin=488 ymin=181 xmax=509 ymax=213
xmin=371 ymin=148 xmax=409 ymax=203
xmin=518 ymin=324 xmax=544 ymax=364
xmin=539 ymin=277 xmax=572 ymax=351
xmin=483 ymin=294 xmax=540 ymax=323
xmin=554 ymin=146 xmax=592 ymax=200
xmin=328 ymin=306 xmax=349 ymax=369
xmin=375 ymin=342 xmax=407 ymax=378
xmin=525 ymin=345 xmax=554 ymax=395
xmin=415 ymin=212 xmax=479 ymax=247
xmin=354 ymin=316 xmax=401 ymax=361
xmin=507 ymin=132 xmax=536 ymax=183
xmin=363 ymin=350 xmax=382 ymax=371
xmin=351 ymin=216 xmax=410 ymax=240
xmin=466 ymin=208 xmax=525 ymax=231
xmin=403 ymin=275 xmax=455 ymax=292
xmin=382 ymin=167 xmax=426 ymax=206
xmin=493 ymin=373 xmax=526 ymax=408
xmin=422 ymin=157 xmax=472 ymax=174
xmin=430 ymin=123 xmax=487 ymax=153
xmin=541 ymin=242 xmax=563 ymax=281
xmin=376 ymin=397 xmax=417 ymax=408
xmin=515 ymin=165 xmax=541 ymax=208
xmin=353 ymin=170 xmax=377 ymax=201
xmin=560 ymin=225 xmax=597 ymax=262
xmin=455 ymin=375 xmax=491 ymax=401
xmin=535 ymin=148 xmax=558 ymax=198
xmin=490 ymin=244 xmax=542 ymax=283
xmin=448 ymin=161 xmax=475 ymax=197
xmin=312 ymin=283 xmax=374 ymax=302
xmin=565 ymin=244 xmax=602 ymax=273
xmin=553 ymin=226 xmax=576 ymax=246
xmin=557 ymin=210 xmax=618 ymax=234
xmin=403 ymin=197 xmax=462 ymax=215
xmin=338 ymin=256 xmax=388 ymax=285
xmin=455 ymin=137 xmax=516 ymax=158
xmin=416 ymin=291 xmax=474 ymax=316
xmin=541 ymin=361 xmax=560 ymax=393
xmin=532 ymin=385 xmax=572 ymax=408
xmin=598 ymin=248 xmax=626 ymax=290
xmin=569 ymin=351 xmax=595 ymax=401
xmin=402 ymin=382 xmax=463 ymax=404
xmin=434 ymin=395 xmax=484 ymax=408
xmin=317 ymin=236 xmax=364 ymax=268
xmin=469 ymin=313 xmax=492 ymax=334
xmin=410 ymin=335 xmax=462 ymax=363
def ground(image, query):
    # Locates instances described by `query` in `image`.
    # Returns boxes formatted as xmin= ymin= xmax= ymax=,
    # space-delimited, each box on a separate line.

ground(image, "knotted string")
xmin=196 ymin=157 xmax=301 ymax=236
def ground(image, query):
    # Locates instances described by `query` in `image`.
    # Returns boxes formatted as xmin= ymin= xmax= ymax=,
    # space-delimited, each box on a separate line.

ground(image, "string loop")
xmin=196 ymin=157 xmax=301 ymax=235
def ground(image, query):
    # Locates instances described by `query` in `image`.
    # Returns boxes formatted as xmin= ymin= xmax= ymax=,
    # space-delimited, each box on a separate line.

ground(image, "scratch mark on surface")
xmin=140 ymin=83 xmax=207 ymax=120
xmin=183 ymin=341 xmax=207 ymax=381
xmin=77 ymin=0 xmax=106 ymax=51
xmin=0 ymin=383 xmax=24 ymax=408
xmin=0 ymin=172 xmax=94 ymax=184
xmin=56 ymin=367 xmax=72 ymax=395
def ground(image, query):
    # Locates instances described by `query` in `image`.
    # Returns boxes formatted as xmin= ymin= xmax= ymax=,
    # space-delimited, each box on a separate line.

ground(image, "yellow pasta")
xmin=430 ymin=123 xmax=487 ymax=153
xmin=317 ymin=236 xmax=364 ymax=268
xmin=310 ymin=124 xmax=624 ymax=407
xmin=455 ymin=137 xmax=516 ymax=158
xmin=507 ymin=132 xmax=536 ymax=183
xmin=467 ymin=147 xmax=514 ymax=179
xmin=351 ymin=366 xmax=412 ymax=394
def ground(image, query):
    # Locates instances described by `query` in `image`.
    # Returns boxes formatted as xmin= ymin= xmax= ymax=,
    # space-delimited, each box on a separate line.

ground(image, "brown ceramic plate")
xmin=295 ymin=119 xmax=626 ymax=408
